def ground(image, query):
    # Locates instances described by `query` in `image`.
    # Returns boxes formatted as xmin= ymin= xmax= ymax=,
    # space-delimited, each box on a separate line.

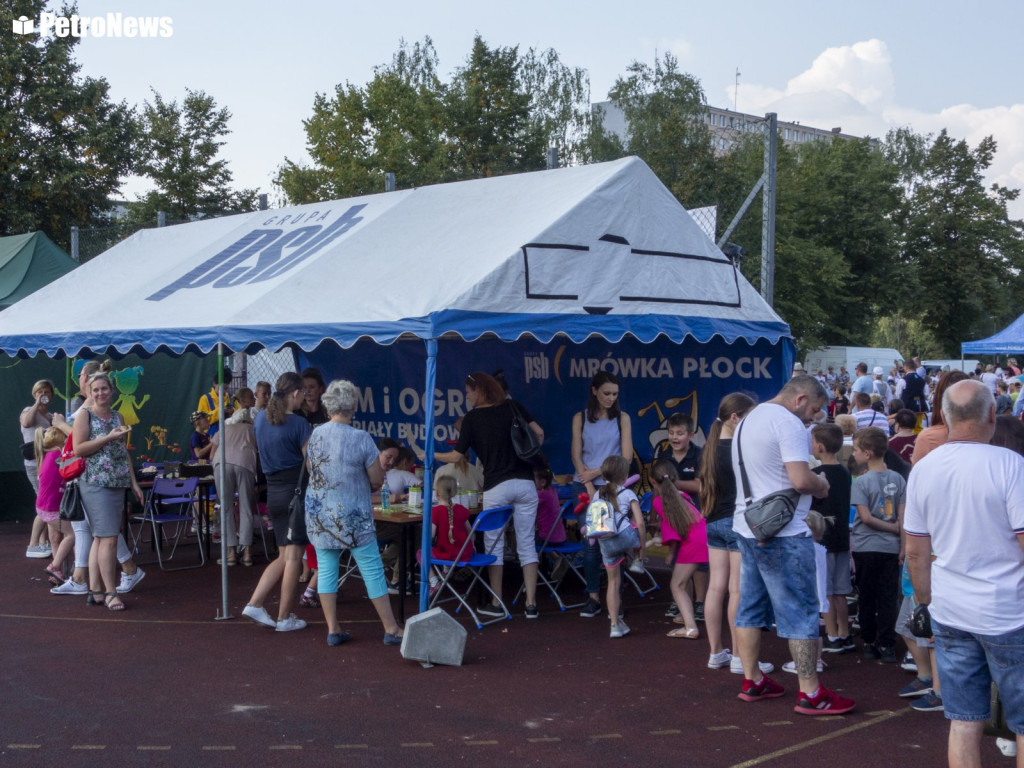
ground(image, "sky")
xmin=58 ymin=0 xmax=1024 ymax=218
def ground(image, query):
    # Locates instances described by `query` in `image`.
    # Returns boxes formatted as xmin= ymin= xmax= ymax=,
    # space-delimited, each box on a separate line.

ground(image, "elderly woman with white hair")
xmin=305 ymin=379 xmax=403 ymax=647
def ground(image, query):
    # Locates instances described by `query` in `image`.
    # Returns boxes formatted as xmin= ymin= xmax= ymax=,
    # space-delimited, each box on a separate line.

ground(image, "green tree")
xmin=586 ymin=53 xmax=717 ymax=208
xmin=787 ymin=136 xmax=902 ymax=344
xmin=0 ymin=0 xmax=136 ymax=249
xmin=276 ymin=36 xmax=590 ymax=203
xmin=277 ymin=38 xmax=449 ymax=202
xmin=123 ymin=89 xmax=256 ymax=227
xmin=893 ymin=129 xmax=1024 ymax=353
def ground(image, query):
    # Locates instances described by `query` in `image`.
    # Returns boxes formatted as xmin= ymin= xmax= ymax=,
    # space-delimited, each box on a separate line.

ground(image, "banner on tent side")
xmin=301 ymin=336 xmax=788 ymax=475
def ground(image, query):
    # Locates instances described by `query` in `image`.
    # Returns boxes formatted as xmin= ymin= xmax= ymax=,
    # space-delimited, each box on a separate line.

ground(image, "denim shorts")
xmin=932 ymin=618 xmax=1024 ymax=733
xmin=706 ymin=516 xmax=739 ymax=552
xmin=598 ymin=526 xmax=639 ymax=568
xmin=735 ymin=534 xmax=820 ymax=640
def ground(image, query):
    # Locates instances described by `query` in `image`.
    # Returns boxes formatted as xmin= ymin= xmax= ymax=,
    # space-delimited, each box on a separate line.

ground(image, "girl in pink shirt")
xmin=651 ymin=459 xmax=709 ymax=639
xmin=35 ymin=426 xmax=75 ymax=586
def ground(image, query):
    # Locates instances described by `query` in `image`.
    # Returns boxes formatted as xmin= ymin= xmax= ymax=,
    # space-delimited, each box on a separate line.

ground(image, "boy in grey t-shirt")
xmin=850 ymin=427 xmax=904 ymax=663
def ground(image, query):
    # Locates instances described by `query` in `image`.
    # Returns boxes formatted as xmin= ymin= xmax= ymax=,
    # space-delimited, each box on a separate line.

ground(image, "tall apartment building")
xmin=593 ymin=100 xmax=874 ymax=154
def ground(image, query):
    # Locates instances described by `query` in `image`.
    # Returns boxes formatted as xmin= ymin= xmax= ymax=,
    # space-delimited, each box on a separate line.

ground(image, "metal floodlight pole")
xmin=761 ymin=112 xmax=778 ymax=305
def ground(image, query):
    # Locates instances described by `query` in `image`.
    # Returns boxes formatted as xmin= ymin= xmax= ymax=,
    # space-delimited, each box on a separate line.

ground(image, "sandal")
xmin=45 ymin=565 xmax=64 ymax=587
xmin=240 ymin=554 xmax=253 ymax=567
xmin=104 ymin=592 xmax=126 ymax=612
xmin=299 ymin=594 xmax=320 ymax=608
xmin=667 ymin=627 xmax=700 ymax=639
xmin=86 ymin=590 xmax=105 ymax=606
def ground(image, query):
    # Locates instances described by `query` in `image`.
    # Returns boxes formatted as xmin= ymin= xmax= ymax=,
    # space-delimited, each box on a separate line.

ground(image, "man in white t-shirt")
xmin=905 ymin=380 xmax=1024 ymax=766
xmin=731 ymin=376 xmax=855 ymax=715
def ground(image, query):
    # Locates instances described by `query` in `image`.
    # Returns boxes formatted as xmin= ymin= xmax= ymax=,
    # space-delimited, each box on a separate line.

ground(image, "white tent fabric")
xmin=0 ymin=157 xmax=788 ymax=358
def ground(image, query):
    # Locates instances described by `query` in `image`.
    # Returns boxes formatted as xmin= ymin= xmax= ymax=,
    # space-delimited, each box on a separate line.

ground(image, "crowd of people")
xmin=18 ymin=356 xmax=1022 ymax=763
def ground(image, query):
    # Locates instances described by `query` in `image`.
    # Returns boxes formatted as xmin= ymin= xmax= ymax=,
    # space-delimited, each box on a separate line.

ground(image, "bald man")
xmin=905 ymin=380 xmax=1024 ymax=768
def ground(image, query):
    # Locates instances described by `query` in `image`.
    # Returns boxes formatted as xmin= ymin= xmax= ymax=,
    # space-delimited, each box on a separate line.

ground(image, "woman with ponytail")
xmin=697 ymin=393 xmax=764 ymax=672
xmin=651 ymin=459 xmax=708 ymax=639
xmin=243 ymin=372 xmax=313 ymax=633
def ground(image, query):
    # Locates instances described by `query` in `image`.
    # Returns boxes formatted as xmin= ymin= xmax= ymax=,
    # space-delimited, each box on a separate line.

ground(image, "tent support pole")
xmin=420 ymin=339 xmax=438 ymax=613
xmin=215 ymin=344 xmax=232 ymax=620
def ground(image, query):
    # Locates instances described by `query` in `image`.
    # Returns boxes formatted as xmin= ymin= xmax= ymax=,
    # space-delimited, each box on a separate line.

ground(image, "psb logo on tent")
xmin=12 ymin=12 xmax=173 ymax=38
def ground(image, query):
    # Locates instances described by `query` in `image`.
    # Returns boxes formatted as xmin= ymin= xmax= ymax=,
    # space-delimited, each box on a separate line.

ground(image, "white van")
xmin=803 ymin=346 xmax=903 ymax=378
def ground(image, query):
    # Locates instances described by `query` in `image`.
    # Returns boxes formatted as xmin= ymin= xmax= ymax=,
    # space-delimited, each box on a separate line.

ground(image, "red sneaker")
xmin=794 ymin=685 xmax=856 ymax=715
xmin=738 ymin=675 xmax=785 ymax=702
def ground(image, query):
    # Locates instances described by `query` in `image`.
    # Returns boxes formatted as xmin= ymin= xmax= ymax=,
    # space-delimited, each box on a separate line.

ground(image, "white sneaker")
xmin=730 ymin=657 xmax=775 ymax=675
xmin=25 ymin=545 xmax=49 ymax=559
xmin=275 ymin=614 xmax=307 ymax=632
xmin=242 ymin=604 xmax=277 ymax=628
xmin=610 ymin=620 xmax=631 ymax=639
xmin=627 ymin=559 xmax=646 ymax=574
xmin=116 ymin=568 xmax=146 ymax=594
xmin=708 ymin=649 xmax=733 ymax=669
xmin=51 ymin=579 xmax=88 ymax=595
xmin=996 ymin=737 xmax=1018 ymax=757
xmin=782 ymin=659 xmax=827 ymax=674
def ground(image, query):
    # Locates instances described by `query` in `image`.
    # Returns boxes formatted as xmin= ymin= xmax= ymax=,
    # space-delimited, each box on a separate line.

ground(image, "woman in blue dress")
xmin=305 ymin=379 xmax=403 ymax=647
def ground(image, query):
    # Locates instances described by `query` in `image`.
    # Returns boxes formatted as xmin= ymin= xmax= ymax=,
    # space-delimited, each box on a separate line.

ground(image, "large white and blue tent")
xmin=0 ymin=156 xmax=794 ymax=611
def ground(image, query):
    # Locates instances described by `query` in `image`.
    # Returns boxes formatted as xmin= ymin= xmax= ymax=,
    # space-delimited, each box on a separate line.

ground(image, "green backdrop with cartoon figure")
xmin=0 ymin=353 xmax=219 ymax=522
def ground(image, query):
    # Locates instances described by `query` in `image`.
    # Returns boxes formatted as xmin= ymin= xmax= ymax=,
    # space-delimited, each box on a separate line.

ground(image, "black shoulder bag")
xmin=508 ymin=400 xmax=541 ymax=461
xmin=285 ymin=463 xmax=308 ymax=546
xmin=736 ymin=418 xmax=799 ymax=543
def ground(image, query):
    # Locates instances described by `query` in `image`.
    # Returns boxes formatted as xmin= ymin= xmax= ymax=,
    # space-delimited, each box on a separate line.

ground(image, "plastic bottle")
xmin=381 ymin=477 xmax=391 ymax=512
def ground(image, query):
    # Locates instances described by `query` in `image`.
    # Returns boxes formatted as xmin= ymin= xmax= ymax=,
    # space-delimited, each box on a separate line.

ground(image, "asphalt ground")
xmin=1 ymin=521 xmax=1009 ymax=767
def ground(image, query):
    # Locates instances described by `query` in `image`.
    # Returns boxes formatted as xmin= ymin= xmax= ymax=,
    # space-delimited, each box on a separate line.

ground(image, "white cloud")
xmin=639 ymin=37 xmax=695 ymax=63
xmin=733 ymin=40 xmax=1024 ymax=219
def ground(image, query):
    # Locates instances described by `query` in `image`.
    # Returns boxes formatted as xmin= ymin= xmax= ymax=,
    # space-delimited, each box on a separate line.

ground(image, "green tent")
xmin=0 ymin=232 xmax=77 ymax=309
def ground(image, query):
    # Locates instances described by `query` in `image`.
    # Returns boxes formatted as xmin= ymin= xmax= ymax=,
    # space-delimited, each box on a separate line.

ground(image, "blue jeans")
xmin=932 ymin=618 xmax=1024 ymax=733
xmin=735 ymin=534 xmax=819 ymax=640
xmin=573 ymin=481 xmax=602 ymax=594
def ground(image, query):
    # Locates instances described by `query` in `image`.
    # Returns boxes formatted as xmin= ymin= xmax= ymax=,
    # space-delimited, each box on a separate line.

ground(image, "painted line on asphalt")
xmin=728 ymin=707 xmax=911 ymax=768
xmin=649 ymin=729 xmax=682 ymax=735
xmin=0 ymin=612 xmax=379 ymax=626
xmin=71 ymin=745 xmax=105 ymax=750
xmin=707 ymin=725 xmax=741 ymax=731
xmin=269 ymin=745 xmax=303 ymax=750
xmin=401 ymin=742 xmax=435 ymax=748
xmin=335 ymin=744 xmax=369 ymax=749
xmin=201 ymin=746 xmax=237 ymax=750
xmin=591 ymin=734 xmax=623 ymax=739
xmin=6 ymin=744 xmax=41 ymax=749
xmin=527 ymin=737 xmax=561 ymax=743
xmin=137 ymin=746 xmax=171 ymax=751
xmin=763 ymin=721 xmax=793 ymax=726
xmin=465 ymin=740 xmax=499 ymax=745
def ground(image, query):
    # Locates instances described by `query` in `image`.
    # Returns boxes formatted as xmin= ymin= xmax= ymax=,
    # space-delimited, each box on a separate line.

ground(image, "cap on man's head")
xmin=793 ymin=362 xmax=805 ymax=372
xmin=873 ymin=366 xmax=884 ymax=376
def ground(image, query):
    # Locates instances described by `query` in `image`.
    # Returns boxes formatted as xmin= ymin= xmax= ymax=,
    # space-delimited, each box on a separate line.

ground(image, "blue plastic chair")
xmin=428 ymin=505 xmax=514 ymax=629
xmin=130 ymin=477 xmax=203 ymax=570
xmin=523 ymin=500 xmax=587 ymax=611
